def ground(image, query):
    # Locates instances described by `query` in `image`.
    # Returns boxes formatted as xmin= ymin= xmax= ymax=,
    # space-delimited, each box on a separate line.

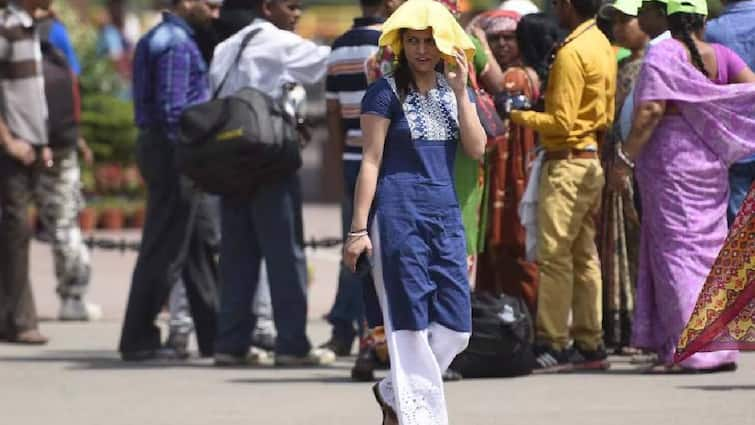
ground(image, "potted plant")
xmin=96 ymin=196 xmax=127 ymax=230
xmin=78 ymin=206 xmax=98 ymax=233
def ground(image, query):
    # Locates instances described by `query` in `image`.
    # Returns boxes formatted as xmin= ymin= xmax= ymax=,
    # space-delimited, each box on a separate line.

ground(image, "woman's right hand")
xmin=343 ymin=234 xmax=373 ymax=273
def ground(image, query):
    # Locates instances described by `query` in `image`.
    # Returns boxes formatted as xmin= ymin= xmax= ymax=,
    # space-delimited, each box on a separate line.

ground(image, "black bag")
xmin=37 ymin=18 xmax=80 ymax=148
xmin=449 ymin=292 xmax=535 ymax=378
xmin=176 ymin=28 xmax=301 ymax=198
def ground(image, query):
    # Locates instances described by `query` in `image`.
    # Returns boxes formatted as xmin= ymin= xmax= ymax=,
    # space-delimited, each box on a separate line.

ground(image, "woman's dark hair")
xmin=393 ymin=49 xmax=416 ymax=102
xmin=393 ymin=29 xmax=418 ymax=101
xmin=516 ymin=13 xmax=564 ymax=88
xmin=668 ymin=12 xmax=708 ymax=77
xmin=571 ymin=0 xmax=602 ymax=18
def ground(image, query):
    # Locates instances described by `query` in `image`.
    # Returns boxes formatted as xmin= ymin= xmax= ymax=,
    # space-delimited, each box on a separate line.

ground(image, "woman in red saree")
xmin=676 ymin=183 xmax=755 ymax=362
xmin=469 ymin=12 xmax=561 ymax=313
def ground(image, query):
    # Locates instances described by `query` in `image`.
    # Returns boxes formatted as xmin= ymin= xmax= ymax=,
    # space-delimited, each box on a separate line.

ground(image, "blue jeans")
xmin=326 ymin=161 xmax=367 ymax=342
xmin=215 ymin=174 xmax=311 ymax=356
xmin=728 ymin=161 xmax=755 ymax=225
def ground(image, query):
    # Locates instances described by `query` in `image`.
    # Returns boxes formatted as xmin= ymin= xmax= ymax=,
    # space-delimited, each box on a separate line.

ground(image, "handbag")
xmin=176 ymin=28 xmax=302 ymax=198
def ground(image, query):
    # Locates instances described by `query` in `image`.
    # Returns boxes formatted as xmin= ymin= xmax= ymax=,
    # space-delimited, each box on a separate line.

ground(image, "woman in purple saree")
xmin=610 ymin=0 xmax=755 ymax=372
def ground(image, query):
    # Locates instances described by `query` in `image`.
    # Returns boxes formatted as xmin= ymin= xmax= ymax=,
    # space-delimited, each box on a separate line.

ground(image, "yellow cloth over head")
xmin=379 ymin=0 xmax=476 ymax=64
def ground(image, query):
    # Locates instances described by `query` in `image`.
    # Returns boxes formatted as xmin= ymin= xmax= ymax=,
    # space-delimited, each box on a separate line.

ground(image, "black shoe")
xmin=164 ymin=333 xmax=191 ymax=360
xmin=533 ymin=344 xmax=572 ymax=373
xmin=351 ymin=342 xmax=388 ymax=381
xmin=121 ymin=349 xmax=157 ymax=362
xmin=372 ymin=383 xmax=398 ymax=425
xmin=251 ymin=331 xmax=276 ymax=352
xmin=121 ymin=347 xmax=189 ymax=362
xmin=319 ymin=337 xmax=354 ymax=357
xmin=570 ymin=345 xmax=610 ymax=371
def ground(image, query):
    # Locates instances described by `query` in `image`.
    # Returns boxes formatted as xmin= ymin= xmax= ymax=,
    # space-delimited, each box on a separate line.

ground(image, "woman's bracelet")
xmin=347 ymin=230 xmax=368 ymax=238
xmin=616 ymin=145 xmax=636 ymax=169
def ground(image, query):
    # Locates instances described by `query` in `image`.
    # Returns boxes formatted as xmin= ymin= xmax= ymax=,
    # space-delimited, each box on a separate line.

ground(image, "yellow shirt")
xmin=511 ymin=19 xmax=617 ymax=151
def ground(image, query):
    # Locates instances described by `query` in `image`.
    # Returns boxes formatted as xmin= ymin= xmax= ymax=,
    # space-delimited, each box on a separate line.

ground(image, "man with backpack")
xmin=208 ymin=0 xmax=335 ymax=366
xmin=118 ymin=0 xmax=222 ymax=361
xmin=34 ymin=2 xmax=102 ymax=322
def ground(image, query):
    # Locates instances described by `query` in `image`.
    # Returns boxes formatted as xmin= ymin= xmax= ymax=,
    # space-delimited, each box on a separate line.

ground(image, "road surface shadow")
xmin=679 ymin=385 xmax=755 ymax=391
xmin=0 ymin=350 xmax=351 ymax=372
xmin=228 ymin=376 xmax=360 ymax=385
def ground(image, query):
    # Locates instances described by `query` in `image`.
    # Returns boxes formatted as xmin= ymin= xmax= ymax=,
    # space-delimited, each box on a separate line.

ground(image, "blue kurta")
xmin=362 ymin=74 xmax=471 ymax=333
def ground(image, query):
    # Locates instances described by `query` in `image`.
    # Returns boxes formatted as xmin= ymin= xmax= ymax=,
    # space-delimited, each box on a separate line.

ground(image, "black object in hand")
xmin=355 ymin=252 xmax=372 ymax=278
xmin=494 ymin=91 xmax=532 ymax=118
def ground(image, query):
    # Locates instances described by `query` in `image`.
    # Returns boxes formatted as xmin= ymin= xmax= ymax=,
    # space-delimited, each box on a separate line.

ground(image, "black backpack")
xmin=37 ymin=18 xmax=80 ymax=148
xmin=176 ymin=28 xmax=302 ymax=199
xmin=449 ymin=291 xmax=535 ymax=378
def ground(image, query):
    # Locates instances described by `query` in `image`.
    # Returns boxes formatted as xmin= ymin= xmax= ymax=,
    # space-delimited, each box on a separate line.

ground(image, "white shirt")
xmin=209 ymin=19 xmax=331 ymax=100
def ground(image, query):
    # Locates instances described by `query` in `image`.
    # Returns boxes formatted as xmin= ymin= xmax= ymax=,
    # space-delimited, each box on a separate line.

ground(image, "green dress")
xmin=454 ymin=35 xmax=488 ymax=255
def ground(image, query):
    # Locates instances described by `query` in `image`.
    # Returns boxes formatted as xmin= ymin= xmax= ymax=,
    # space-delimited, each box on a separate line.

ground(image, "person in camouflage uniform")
xmin=35 ymin=5 xmax=102 ymax=321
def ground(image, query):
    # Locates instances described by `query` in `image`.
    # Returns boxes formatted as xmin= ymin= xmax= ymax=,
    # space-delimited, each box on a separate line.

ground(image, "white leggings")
xmin=371 ymin=220 xmax=470 ymax=425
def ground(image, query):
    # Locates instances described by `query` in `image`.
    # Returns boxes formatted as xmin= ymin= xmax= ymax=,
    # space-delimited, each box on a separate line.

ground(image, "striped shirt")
xmin=0 ymin=4 xmax=48 ymax=146
xmin=325 ymin=17 xmax=383 ymax=162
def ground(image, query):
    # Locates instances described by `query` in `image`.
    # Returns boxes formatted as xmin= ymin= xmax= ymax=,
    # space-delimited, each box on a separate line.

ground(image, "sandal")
xmin=372 ymin=383 xmax=399 ymax=425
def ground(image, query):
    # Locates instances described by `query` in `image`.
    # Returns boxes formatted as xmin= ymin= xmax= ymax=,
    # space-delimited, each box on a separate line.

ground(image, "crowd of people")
xmin=0 ymin=0 xmax=753 ymax=422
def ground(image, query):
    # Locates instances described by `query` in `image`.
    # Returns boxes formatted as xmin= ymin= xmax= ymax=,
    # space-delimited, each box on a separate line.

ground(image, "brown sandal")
xmin=372 ymin=383 xmax=398 ymax=425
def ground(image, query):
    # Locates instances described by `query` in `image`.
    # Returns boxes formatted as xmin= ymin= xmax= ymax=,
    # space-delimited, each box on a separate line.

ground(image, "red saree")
xmin=475 ymin=67 xmax=539 ymax=313
xmin=675 ymin=183 xmax=755 ymax=362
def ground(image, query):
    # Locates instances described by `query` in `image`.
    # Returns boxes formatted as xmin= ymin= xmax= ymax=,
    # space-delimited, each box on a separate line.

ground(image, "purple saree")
xmin=631 ymin=39 xmax=755 ymax=369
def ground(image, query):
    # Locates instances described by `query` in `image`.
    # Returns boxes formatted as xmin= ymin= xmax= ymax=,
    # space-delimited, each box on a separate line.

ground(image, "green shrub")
xmin=80 ymin=94 xmax=137 ymax=165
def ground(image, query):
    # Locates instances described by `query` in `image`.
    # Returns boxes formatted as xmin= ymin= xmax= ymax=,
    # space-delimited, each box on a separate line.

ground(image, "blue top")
xmin=97 ymin=24 xmax=127 ymax=59
xmin=706 ymin=0 xmax=755 ymax=163
xmin=132 ymin=12 xmax=210 ymax=142
xmin=48 ymin=20 xmax=81 ymax=75
xmin=361 ymin=74 xmax=462 ymax=214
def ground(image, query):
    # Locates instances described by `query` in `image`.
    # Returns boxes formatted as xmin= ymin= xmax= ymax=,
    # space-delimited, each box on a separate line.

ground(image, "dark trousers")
xmin=215 ymin=174 xmax=311 ymax=356
xmin=728 ymin=160 xmax=755 ymax=225
xmin=0 ymin=154 xmax=40 ymax=336
xmin=325 ymin=161 xmax=367 ymax=341
xmin=118 ymin=130 xmax=219 ymax=356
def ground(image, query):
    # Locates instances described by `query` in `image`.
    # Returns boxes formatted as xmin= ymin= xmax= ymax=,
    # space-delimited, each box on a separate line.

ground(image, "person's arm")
xmin=325 ymin=56 xmax=345 ymax=152
xmin=448 ymin=48 xmax=486 ymax=159
xmin=326 ymin=99 xmax=345 ymax=153
xmin=608 ymin=99 xmax=665 ymax=190
xmin=510 ymin=47 xmax=584 ymax=136
xmin=471 ymin=28 xmax=504 ymax=94
xmin=285 ymin=34 xmax=332 ymax=85
xmin=732 ymin=67 xmax=755 ymax=84
xmin=50 ymin=21 xmax=81 ymax=75
xmin=0 ymin=116 xmax=36 ymax=165
xmin=155 ymin=43 xmax=192 ymax=142
xmin=343 ymin=113 xmax=388 ymax=271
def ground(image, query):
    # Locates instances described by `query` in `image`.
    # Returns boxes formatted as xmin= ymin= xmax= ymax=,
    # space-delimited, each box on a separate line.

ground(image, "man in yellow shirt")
xmin=510 ymin=0 xmax=616 ymax=372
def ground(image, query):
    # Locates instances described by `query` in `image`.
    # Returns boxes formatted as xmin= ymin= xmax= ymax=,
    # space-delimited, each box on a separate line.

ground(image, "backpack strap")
xmin=36 ymin=16 xmax=54 ymax=43
xmin=212 ymin=27 xmax=262 ymax=99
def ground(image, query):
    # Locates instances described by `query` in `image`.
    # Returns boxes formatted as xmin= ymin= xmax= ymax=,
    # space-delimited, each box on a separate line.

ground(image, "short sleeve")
xmin=722 ymin=45 xmax=748 ymax=82
xmin=361 ymin=78 xmax=395 ymax=119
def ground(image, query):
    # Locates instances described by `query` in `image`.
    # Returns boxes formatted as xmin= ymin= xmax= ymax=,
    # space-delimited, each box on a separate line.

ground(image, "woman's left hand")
xmin=445 ymin=47 xmax=469 ymax=96
xmin=608 ymin=162 xmax=632 ymax=193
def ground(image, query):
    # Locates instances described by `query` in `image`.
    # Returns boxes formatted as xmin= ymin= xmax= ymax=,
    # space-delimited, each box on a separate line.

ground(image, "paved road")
xmin=1 ymin=204 xmax=753 ymax=425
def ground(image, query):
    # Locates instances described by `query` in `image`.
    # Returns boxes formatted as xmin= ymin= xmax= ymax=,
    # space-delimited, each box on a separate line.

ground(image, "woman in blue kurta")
xmin=344 ymin=1 xmax=486 ymax=424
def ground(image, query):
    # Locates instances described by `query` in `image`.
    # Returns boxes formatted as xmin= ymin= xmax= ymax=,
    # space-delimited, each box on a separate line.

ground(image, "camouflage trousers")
xmin=36 ymin=147 xmax=91 ymax=298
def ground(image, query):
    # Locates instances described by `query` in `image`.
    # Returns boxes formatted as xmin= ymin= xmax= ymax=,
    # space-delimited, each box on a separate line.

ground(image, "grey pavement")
xmin=1 ymin=203 xmax=754 ymax=425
